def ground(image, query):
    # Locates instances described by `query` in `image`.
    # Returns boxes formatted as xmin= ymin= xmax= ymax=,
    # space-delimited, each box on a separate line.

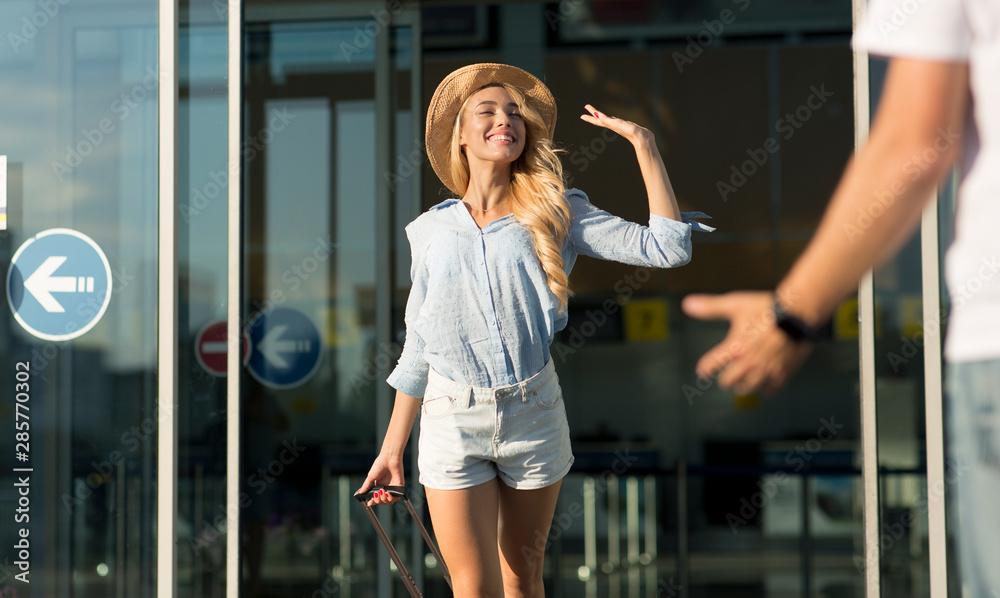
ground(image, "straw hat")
xmin=425 ymin=63 xmax=557 ymax=195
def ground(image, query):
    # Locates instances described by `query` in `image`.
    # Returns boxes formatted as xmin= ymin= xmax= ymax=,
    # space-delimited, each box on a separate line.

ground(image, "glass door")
xmin=238 ymin=6 xmax=422 ymax=597
xmin=0 ymin=1 xmax=159 ymax=596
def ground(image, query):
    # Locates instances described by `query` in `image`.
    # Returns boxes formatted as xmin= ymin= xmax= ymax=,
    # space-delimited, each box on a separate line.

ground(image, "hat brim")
xmin=425 ymin=63 xmax=557 ymax=196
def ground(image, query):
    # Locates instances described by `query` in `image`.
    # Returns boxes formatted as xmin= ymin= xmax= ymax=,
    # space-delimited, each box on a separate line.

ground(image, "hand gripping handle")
xmin=353 ymin=485 xmax=407 ymax=503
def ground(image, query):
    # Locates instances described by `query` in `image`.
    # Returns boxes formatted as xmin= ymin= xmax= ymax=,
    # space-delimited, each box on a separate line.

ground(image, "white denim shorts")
xmin=418 ymin=358 xmax=574 ymax=491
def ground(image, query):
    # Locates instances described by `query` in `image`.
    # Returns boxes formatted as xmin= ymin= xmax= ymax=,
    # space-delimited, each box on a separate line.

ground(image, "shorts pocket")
xmin=422 ymin=394 xmax=457 ymax=419
xmin=532 ymin=384 xmax=563 ymax=410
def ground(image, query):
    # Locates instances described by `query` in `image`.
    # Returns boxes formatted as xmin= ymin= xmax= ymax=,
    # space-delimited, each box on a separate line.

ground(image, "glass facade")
xmin=0 ymin=0 xmax=956 ymax=597
xmin=0 ymin=0 xmax=159 ymax=596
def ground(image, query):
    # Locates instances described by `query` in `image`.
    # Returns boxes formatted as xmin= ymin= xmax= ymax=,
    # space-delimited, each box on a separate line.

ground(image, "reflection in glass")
xmin=178 ymin=9 xmax=229 ymax=597
xmin=239 ymin=17 xmax=417 ymax=597
xmin=0 ymin=1 xmax=158 ymax=596
xmin=543 ymin=32 xmax=861 ymax=598
xmin=869 ymin=55 xmax=932 ymax=597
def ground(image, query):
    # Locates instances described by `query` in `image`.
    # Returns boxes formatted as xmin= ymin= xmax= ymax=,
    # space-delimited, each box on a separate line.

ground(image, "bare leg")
xmin=425 ymin=479 xmax=503 ymax=598
xmin=497 ymin=480 xmax=563 ymax=598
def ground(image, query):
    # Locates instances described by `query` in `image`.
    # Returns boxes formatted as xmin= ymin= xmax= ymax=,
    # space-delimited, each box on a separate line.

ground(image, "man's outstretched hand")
xmin=681 ymin=291 xmax=813 ymax=395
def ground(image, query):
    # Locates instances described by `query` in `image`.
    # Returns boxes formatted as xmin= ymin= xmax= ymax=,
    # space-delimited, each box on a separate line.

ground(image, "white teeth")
xmin=490 ymin=135 xmax=514 ymax=142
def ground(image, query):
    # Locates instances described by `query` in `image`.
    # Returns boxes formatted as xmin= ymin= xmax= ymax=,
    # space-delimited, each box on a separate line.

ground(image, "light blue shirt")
xmin=387 ymin=188 xmax=712 ymax=397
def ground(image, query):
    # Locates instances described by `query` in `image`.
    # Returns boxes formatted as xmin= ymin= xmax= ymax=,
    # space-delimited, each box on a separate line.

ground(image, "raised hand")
xmin=579 ymin=104 xmax=653 ymax=146
xmin=578 ymin=103 xmax=681 ymax=221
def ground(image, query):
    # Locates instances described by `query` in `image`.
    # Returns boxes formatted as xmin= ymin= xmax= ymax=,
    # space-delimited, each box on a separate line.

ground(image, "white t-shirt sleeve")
xmin=853 ymin=0 xmax=972 ymax=61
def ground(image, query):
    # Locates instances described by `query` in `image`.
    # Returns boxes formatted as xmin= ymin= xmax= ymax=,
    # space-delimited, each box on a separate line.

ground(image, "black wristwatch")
xmin=773 ymin=296 xmax=819 ymax=343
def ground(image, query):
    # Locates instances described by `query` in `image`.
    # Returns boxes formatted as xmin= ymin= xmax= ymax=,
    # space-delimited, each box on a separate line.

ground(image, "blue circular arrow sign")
xmin=246 ymin=306 xmax=322 ymax=389
xmin=6 ymin=228 xmax=112 ymax=341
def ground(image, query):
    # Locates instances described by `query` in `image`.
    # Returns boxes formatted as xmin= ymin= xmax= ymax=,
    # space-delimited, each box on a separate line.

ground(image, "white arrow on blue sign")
xmin=6 ymin=228 xmax=112 ymax=341
xmin=246 ymin=306 xmax=322 ymax=389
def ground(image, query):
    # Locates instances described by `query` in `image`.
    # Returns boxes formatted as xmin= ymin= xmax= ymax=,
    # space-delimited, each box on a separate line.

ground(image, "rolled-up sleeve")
xmin=386 ymin=224 xmax=430 ymax=397
xmin=567 ymin=189 xmax=694 ymax=268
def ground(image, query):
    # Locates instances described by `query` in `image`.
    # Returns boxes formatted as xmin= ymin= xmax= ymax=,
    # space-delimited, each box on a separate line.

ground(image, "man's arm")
xmin=682 ymin=57 xmax=970 ymax=394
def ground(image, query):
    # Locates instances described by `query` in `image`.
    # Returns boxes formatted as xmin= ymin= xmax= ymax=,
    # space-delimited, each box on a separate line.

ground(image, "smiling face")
xmin=458 ymin=85 xmax=527 ymax=172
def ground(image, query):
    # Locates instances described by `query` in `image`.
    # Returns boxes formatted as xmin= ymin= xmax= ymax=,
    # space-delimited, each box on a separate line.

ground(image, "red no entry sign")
xmin=195 ymin=320 xmax=249 ymax=376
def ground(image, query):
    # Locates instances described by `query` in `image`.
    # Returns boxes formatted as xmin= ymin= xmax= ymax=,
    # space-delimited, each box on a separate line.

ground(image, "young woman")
xmin=358 ymin=63 xmax=710 ymax=598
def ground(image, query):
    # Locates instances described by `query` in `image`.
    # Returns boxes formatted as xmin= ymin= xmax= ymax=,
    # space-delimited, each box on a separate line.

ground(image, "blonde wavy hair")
xmin=448 ymin=82 xmax=573 ymax=311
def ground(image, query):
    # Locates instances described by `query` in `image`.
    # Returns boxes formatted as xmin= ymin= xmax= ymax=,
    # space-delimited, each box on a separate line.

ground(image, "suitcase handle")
xmin=352 ymin=484 xmax=452 ymax=597
xmin=353 ymin=485 xmax=407 ymax=503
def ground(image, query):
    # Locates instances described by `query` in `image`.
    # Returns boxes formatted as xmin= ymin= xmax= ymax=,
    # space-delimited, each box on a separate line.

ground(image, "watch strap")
xmin=773 ymin=297 xmax=818 ymax=342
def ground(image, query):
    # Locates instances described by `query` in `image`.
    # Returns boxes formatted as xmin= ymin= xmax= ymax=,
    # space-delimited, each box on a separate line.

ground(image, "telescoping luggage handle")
xmin=353 ymin=485 xmax=453 ymax=598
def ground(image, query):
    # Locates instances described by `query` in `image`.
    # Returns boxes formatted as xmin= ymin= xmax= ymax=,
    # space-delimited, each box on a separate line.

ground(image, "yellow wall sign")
xmin=322 ymin=306 xmax=361 ymax=347
xmin=899 ymin=295 xmax=924 ymax=338
xmin=834 ymin=298 xmax=859 ymax=340
xmin=623 ymin=299 xmax=669 ymax=341
xmin=734 ymin=393 xmax=760 ymax=410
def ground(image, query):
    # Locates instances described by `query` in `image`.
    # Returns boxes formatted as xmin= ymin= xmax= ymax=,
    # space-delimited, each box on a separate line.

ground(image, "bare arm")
xmin=777 ymin=57 xmax=969 ymax=324
xmin=683 ymin=57 xmax=970 ymax=394
xmin=580 ymin=104 xmax=683 ymax=220
xmin=359 ymin=389 xmax=422 ymax=505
